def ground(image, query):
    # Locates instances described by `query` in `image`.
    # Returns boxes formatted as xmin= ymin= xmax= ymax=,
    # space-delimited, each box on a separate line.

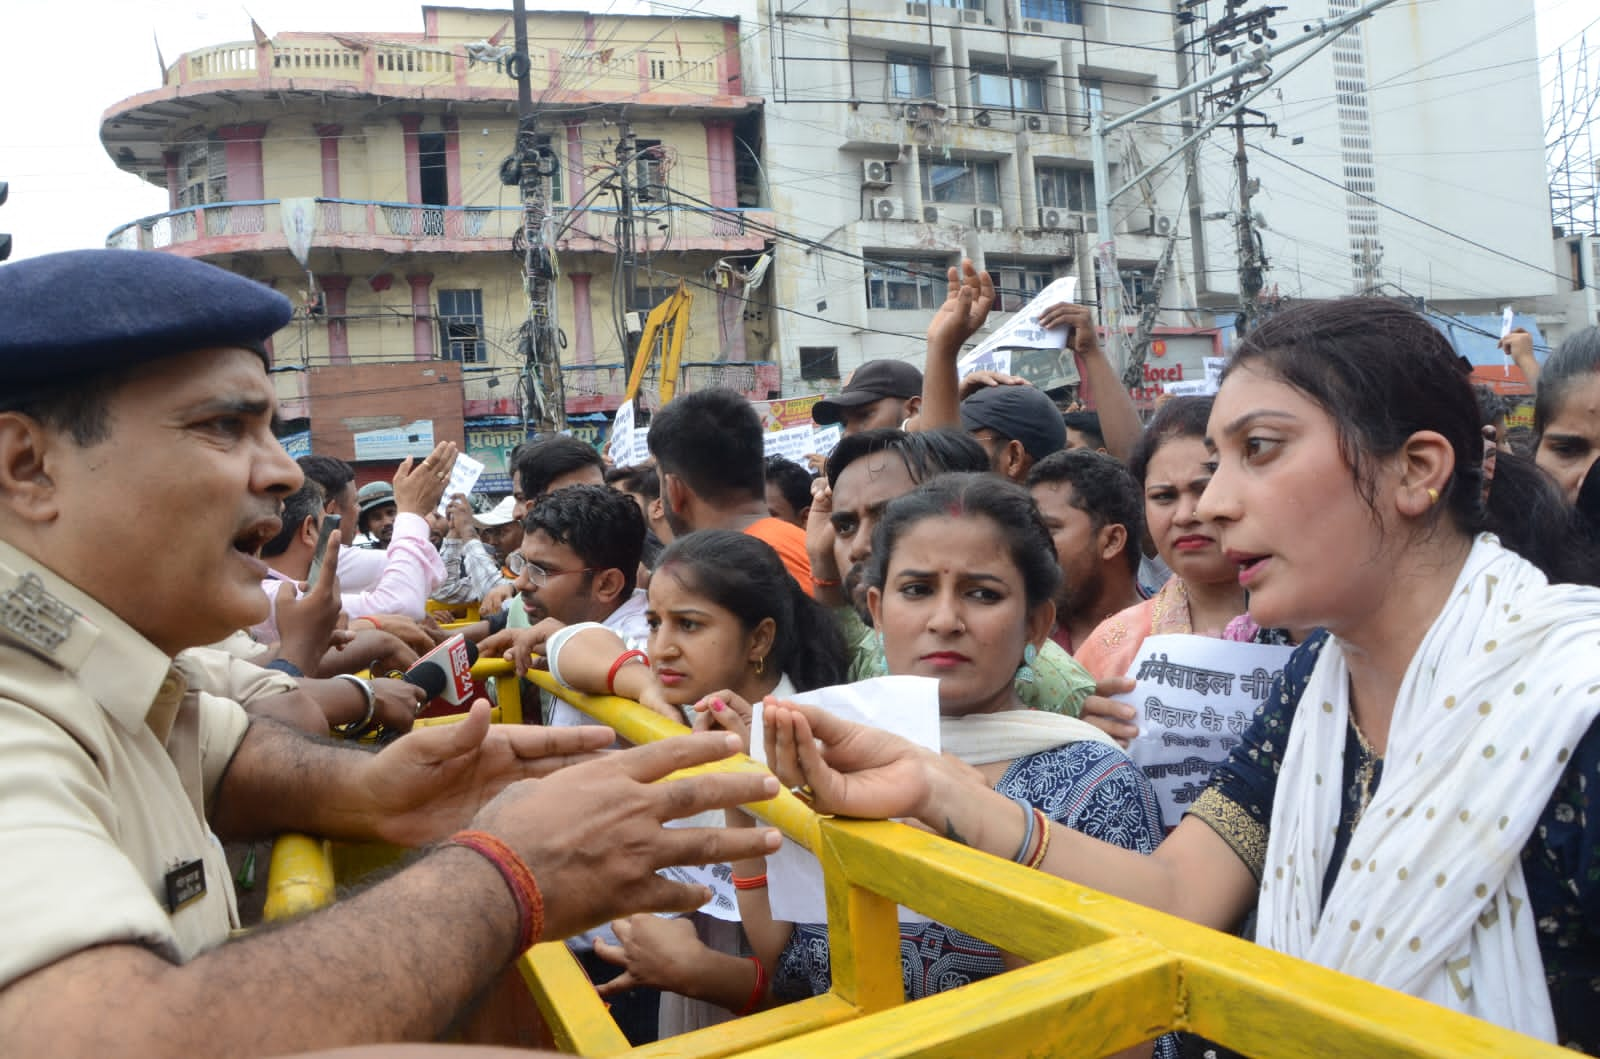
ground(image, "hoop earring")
xmin=754 ymin=656 xmax=766 ymax=676
xmin=1015 ymin=643 xmax=1038 ymax=685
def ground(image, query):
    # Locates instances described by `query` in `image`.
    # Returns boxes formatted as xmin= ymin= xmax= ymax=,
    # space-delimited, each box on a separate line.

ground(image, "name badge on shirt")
xmin=164 ymin=859 xmax=207 ymax=913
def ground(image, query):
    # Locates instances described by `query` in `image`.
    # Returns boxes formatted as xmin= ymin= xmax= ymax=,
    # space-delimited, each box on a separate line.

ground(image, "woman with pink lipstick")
xmin=760 ymin=299 xmax=1600 ymax=1052
xmin=1075 ymin=396 xmax=1248 ymax=684
xmin=621 ymin=474 xmax=1168 ymax=1053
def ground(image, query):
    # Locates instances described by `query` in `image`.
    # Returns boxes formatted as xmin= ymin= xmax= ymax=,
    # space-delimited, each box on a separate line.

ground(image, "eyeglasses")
xmin=507 ymin=552 xmax=594 ymax=586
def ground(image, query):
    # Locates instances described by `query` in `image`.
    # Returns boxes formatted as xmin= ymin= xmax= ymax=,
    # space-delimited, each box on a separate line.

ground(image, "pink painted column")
xmin=704 ymin=120 xmax=736 ymax=207
xmin=570 ymin=273 xmax=595 ymax=365
xmin=319 ymin=274 xmax=351 ymax=364
xmin=163 ymin=151 xmax=181 ymax=211
xmin=408 ymin=273 xmax=435 ymax=360
xmin=722 ymin=23 xmax=743 ymax=95
xmin=565 ymin=120 xmax=585 ymax=206
xmin=442 ymin=114 xmax=462 ymax=237
xmin=315 ymin=124 xmax=342 ymax=195
xmin=399 ymin=114 xmax=424 ymax=203
xmin=216 ymin=123 xmax=266 ymax=199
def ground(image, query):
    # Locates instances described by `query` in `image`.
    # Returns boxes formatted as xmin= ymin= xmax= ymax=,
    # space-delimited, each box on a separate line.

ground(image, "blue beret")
xmin=0 ymin=249 xmax=292 ymax=389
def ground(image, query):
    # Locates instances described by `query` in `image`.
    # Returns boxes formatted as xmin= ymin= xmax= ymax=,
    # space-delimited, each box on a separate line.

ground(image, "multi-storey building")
xmin=737 ymin=0 xmax=1204 ymax=393
xmin=99 ymin=6 xmax=773 ymax=485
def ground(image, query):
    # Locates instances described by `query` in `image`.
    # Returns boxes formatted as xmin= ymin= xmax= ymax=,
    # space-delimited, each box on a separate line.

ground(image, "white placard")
xmin=1163 ymin=378 xmax=1212 ymax=397
xmin=631 ymin=426 xmax=652 ymax=466
xmin=810 ymin=424 xmax=843 ymax=459
xmin=1203 ymin=356 xmax=1227 ymax=392
xmin=1115 ymin=634 xmax=1295 ymax=830
xmin=435 ymin=452 xmax=485 ymax=516
xmin=608 ymin=400 xmax=637 ymax=467
xmin=1500 ymin=305 xmax=1516 ymax=339
xmin=958 ymin=276 xmax=1079 ymax=380
xmin=657 ymin=860 xmax=743 ymax=922
xmin=751 ymin=675 xmax=942 ymax=925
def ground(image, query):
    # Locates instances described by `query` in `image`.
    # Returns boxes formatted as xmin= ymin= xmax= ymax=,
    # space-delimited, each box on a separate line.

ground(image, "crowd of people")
xmin=4 ymin=246 xmax=1600 ymax=1057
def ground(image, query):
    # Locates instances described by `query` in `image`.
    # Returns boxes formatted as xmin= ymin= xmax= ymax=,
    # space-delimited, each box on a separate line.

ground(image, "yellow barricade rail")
xmin=266 ymin=663 xmax=1567 ymax=1058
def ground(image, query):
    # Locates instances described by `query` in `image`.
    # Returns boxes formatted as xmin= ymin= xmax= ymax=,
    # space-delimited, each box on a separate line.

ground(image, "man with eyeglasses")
xmin=479 ymin=485 xmax=649 ymax=680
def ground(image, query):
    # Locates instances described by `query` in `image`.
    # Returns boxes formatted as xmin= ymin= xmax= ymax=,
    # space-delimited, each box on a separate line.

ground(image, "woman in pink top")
xmin=1074 ymin=397 xmax=1247 ymax=684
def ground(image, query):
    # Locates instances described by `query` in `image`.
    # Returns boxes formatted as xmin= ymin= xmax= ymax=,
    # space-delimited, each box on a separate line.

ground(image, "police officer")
xmin=0 ymin=250 xmax=779 ymax=1055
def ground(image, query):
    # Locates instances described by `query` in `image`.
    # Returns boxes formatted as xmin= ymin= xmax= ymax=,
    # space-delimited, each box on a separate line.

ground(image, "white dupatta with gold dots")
xmin=1257 ymin=535 xmax=1600 ymax=1041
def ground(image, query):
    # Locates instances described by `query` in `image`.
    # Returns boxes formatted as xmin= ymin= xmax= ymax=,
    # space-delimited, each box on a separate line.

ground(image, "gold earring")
xmin=754 ymin=656 xmax=765 ymax=676
xmin=1426 ymin=487 xmax=1441 ymax=506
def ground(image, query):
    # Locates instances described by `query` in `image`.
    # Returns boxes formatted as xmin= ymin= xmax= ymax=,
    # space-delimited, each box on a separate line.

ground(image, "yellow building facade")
xmin=100 ymin=6 xmax=776 ymax=473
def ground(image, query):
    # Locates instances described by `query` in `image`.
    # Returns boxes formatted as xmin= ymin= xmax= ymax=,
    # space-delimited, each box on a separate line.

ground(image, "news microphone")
xmin=404 ymin=639 xmax=480 ymax=700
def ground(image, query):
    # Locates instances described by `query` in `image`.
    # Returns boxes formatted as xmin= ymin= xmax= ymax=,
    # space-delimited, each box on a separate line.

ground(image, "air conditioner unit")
xmin=923 ymin=205 xmax=944 ymax=223
xmin=870 ymin=197 xmax=898 ymax=220
xmin=960 ymin=8 xmax=981 ymax=22
xmin=1077 ymin=213 xmax=1096 ymax=234
xmin=901 ymin=102 xmax=922 ymax=121
xmin=973 ymin=207 xmax=1000 ymax=229
xmin=862 ymin=159 xmax=891 ymax=188
xmin=1025 ymin=114 xmax=1044 ymax=132
xmin=973 ymin=109 xmax=992 ymax=128
xmin=1023 ymin=19 xmax=1045 ymax=32
xmin=1127 ymin=211 xmax=1157 ymax=235
xmin=1037 ymin=207 xmax=1064 ymax=230
xmin=906 ymin=1 xmax=929 ymax=15
xmin=1152 ymin=213 xmax=1177 ymax=237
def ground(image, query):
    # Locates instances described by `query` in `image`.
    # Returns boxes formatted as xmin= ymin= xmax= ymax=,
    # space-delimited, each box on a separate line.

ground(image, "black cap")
xmin=960 ymin=385 xmax=1066 ymax=463
xmin=812 ymin=359 xmax=924 ymax=425
xmin=0 ymin=249 xmax=291 ymax=389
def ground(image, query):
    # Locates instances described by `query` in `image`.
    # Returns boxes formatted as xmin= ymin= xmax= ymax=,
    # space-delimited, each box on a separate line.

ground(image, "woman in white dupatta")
xmin=761 ymin=298 xmax=1600 ymax=1051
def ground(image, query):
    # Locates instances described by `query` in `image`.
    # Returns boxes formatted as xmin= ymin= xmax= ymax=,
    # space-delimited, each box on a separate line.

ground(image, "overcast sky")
xmin=2 ymin=0 xmax=1595 ymax=262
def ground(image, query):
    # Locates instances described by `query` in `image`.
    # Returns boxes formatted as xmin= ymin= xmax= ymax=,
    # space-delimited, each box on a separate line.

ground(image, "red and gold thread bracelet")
xmin=738 ymin=956 xmax=768 ymax=1016
xmin=731 ymin=873 xmax=768 ymax=890
xmin=446 ymin=830 xmax=545 ymax=954
xmin=606 ymin=649 xmax=649 ymax=694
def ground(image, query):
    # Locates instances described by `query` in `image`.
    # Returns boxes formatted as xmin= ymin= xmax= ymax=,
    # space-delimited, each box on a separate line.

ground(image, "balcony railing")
xmin=164 ymin=34 xmax=730 ymax=101
xmin=106 ymin=198 xmax=771 ymax=253
xmin=561 ymin=360 xmax=780 ymax=413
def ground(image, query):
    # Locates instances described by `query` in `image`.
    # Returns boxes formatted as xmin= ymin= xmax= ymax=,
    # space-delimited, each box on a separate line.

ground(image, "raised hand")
xmin=393 ymin=441 xmax=460 ymax=517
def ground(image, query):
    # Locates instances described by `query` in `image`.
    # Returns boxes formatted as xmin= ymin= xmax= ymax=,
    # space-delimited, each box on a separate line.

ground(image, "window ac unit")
xmin=870 ymin=197 xmax=898 ymax=220
xmin=1025 ymin=115 xmax=1044 ymax=132
xmin=923 ymin=205 xmax=944 ymax=224
xmin=973 ymin=109 xmax=992 ymax=128
xmin=862 ymin=159 xmax=891 ymax=188
xmin=1038 ymin=207 xmax=1064 ymax=230
xmin=901 ymin=102 xmax=922 ymax=121
xmin=1023 ymin=19 xmax=1045 ymax=32
xmin=973 ymin=207 xmax=1000 ymax=229
xmin=960 ymin=8 xmax=981 ymax=22
xmin=906 ymin=1 xmax=929 ymax=15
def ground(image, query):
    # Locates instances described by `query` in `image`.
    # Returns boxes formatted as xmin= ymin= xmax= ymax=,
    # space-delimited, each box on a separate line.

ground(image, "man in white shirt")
xmin=433 ymin=495 xmax=515 ymax=607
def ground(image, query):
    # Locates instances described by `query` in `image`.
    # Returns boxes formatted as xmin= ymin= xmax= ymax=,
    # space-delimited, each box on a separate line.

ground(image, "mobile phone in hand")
xmin=307 ymin=514 xmax=341 ymax=588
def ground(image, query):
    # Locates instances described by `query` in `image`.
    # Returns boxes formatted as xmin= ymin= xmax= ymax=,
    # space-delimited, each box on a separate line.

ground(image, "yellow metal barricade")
xmin=265 ymin=671 xmax=1568 ymax=1058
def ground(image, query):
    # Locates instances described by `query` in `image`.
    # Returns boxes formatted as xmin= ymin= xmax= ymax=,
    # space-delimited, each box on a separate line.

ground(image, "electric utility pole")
xmin=512 ymin=0 xmax=565 ymax=432
xmin=1089 ymin=0 xmax=1400 ymax=368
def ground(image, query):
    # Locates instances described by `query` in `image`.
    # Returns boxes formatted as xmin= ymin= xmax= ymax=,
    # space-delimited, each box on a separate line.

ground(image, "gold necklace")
xmin=1348 ymin=713 xmax=1382 ymax=832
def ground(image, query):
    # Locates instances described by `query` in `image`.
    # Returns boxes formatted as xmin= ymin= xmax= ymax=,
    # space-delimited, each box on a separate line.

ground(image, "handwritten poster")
xmin=1115 ymin=634 xmax=1295 ymax=829
xmin=958 ymin=276 xmax=1079 ymax=380
xmin=435 ymin=452 xmax=485 ymax=516
xmin=762 ymin=423 xmax=842 ymax=463
xmin=608 ymin=400 xmax=638 ymax=467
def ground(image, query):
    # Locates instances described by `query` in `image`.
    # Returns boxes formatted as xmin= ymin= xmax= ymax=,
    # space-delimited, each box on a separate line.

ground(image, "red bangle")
xmin=738 ymin=956 xmax=767 ymax=1016
xmin=606 ymin=649 xmax=649 ymax=694
xmin=811 ymin=576 xmax=841 ymax=588
xmin=356 ymin=615 xmax=385 ymax=631
xmin=731 ymin=873 xmax=768 ymax=890
xmin=1025 ymin=808 xmax=1051 ymax=870
xmin=446 ymin=830 xmax=545 ymax=955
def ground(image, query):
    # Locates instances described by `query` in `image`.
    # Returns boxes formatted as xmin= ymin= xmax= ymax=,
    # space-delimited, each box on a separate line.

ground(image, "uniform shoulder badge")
xmin=0 ymin=573 xmax=80 ymax=655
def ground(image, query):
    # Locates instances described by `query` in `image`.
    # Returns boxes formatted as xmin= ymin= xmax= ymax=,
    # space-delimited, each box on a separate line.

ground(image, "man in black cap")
xmin=959 ymin=383 xmax=1067 ymax=482
xmin=0 ymin=249 xmax=779 ymax=1053
xmin=810 ymin=358 xmax=923 ymax=435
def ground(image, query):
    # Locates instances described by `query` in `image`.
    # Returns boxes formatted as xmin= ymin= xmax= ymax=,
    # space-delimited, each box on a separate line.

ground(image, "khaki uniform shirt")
xmin=0 ymin=539 xmax=249 ymax=989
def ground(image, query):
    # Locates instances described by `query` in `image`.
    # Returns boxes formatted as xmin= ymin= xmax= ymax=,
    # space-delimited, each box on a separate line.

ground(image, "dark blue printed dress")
xmin=1188 ymin=631 xmax=1600 ymax=1054
xmin=773 ymin=739 xmax=1173 ymax=1053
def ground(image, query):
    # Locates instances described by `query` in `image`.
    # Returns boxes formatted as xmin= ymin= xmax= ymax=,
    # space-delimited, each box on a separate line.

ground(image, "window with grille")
xmin=799 ymin=347 xmax=840 ymax=380
xmin=922 ymin=157 xmax=1000 ymax=205
xmin=971 ymin=65 xmax=1045 ymax=111
xmin=1036 ymin=165 xmax=1096 ymax=213
xmin=437 ymin=289 xmax=486 ymax=363
xmin=988 ymin=259 xmax=1055 ymax=312
xmin=865 ymin=256 xmax=947 ymax=311
xmin=635 ymin=139 xmax=665 ymax=202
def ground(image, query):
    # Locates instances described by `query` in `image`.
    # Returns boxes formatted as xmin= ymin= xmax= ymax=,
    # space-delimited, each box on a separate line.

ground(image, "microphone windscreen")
xmin=403 ymin=660 xmax=449 ymax=700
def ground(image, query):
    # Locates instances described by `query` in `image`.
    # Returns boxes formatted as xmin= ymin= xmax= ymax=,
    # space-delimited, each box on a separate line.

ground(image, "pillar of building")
xmin=570 ymin=273 xmax=595 ymax=365
xmin=408 ymin=273 xmax=435 ymax=360
xmin=215 ymin=123 xmax=266 ymax=200
xmin=319 ymin=274 xmax=352 ymax=364
xmin=704 ymin=120 xmax=737 ymax=208
xmin=399 ymin=114 xmax=425 ymax=203
xmin=163 ymin=151 xmax=181 ymax=211
xmin=717 ymin=281 xmax=747 ymax=362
